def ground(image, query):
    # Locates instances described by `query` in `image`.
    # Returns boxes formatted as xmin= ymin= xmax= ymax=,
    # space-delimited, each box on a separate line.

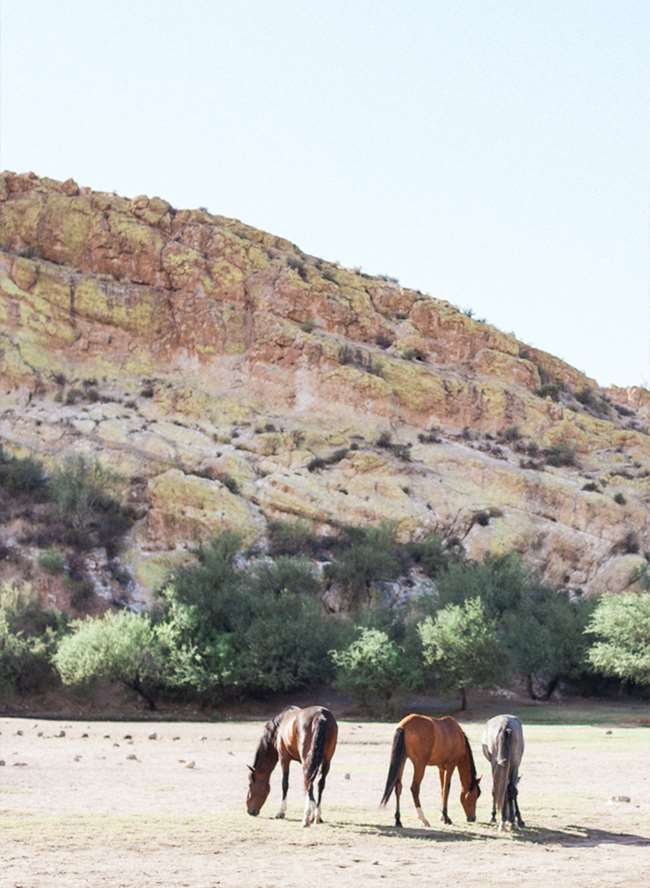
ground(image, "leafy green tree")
xmin=157 ymin=534 xmax=339 ymax=701
xmin=418 ymin=598 xmax=505 ymax=710
xmin=54 ymin=611 xmax=166 ymax=709
xmin=330 ymin=627 xmax=404 ymax=710
xmin=586 ymin=592 xmax=650 ymax=688
xmin=503 ymin=586 xmax=593 ymax=699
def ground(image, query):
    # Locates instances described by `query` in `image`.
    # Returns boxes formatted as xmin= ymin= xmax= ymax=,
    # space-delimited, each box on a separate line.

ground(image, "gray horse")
xmin=481 ymin=714 xmax=525 ymax=830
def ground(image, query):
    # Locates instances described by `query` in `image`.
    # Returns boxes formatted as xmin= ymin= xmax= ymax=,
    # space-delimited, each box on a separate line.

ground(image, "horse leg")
xmin=275 ymin=754 xmax=290 ymax=819
xmin=410 ymin=761 xmax=431 ymax=827
xmin=394 ymin=775 xmax=404 ymax=828
xmin=493 ymin=764 xmax=508 ymax=831
xmin=314 ymin=760 xmax=330 ymax=824
xmin=439 ymin=766 xmax=453 ymax=825
xmin=302 ymin=779 xmax=316 ymax=827
xmin=511 ymin=772 xmax=525 ymax=828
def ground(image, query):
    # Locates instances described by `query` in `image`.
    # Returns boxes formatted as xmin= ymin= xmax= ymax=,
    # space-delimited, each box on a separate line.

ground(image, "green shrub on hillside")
xmin=0 ymin=446 xmax=47 ymax=495
xmin=38 ymin=547 xmax=66 ymax=575
xmin=0 ymin=583 xmax=64 ymax=694
xmin=326 ymin=523 xmax=403 ymax=603
xmin=49 ymin=455 xmax=131 ymax=554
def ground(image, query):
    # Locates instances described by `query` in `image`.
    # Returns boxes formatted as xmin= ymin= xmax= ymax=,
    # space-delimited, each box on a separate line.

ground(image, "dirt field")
xmin=1 ymin=707 xmax=649 ymax=888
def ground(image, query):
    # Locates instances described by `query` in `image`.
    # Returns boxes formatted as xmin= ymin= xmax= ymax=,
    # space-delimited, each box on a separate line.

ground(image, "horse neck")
xmin=255 ymin=741 xmax=279 ymax=778
xmin=254 ymin=717 xmax=282 ymax=777
xmin=457 ymin=741 xmax=477 ymax=791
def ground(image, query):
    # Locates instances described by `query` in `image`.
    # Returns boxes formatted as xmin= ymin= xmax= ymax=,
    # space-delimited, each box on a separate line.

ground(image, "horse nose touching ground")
xmin=246 ymin=705 xmax=338 ymax=826
xmin=380 ymin=714 xmax=481 ymax=828
xmin=482 ymin=714 xmax=525 ymax=831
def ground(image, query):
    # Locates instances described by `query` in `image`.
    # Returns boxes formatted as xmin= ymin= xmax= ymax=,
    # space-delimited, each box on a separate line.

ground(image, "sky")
xmin=0 ymin=0 xmax=648 ymax=387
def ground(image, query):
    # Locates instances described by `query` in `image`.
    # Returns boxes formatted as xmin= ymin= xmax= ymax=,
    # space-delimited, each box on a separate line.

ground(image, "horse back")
xmin=279 ymin=706 xmax=338 ymax=764
xmin=398 ymin=714 xmax=466 ymax=766
xmin=483 ymin=714 xmax=524 ymax=768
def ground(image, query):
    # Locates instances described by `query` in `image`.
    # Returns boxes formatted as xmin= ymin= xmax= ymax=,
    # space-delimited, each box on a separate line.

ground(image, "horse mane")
xmin=253 ymin=706 xmax=296 ymax=770
xmin=463 ymin=731 xmax=479 ymax=790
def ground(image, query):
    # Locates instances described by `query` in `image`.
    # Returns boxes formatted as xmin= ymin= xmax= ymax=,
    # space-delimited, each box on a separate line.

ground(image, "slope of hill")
xmin=0 ymin=171 xmax=648 ymax=609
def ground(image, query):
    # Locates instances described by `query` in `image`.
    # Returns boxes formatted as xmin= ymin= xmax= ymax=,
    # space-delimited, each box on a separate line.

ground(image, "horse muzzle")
xmin=466 ymin=815 xmax=476 ymax=823
xmin=248 ymin=809 xmax=259 ymax=817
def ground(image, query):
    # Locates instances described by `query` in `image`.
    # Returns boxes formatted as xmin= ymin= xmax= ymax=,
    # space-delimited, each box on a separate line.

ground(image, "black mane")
xmin=253 ymin=706 xmax=297 ymax=770
xmin=463 ymin=732 xmax=479 ymax=791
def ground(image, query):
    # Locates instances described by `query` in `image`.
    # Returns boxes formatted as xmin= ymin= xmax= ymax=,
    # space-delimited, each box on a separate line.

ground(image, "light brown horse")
xmin=246 ymin=705 xmax=338 ymax=826
xmin=381 ymin=714 xmax=481 ymax=827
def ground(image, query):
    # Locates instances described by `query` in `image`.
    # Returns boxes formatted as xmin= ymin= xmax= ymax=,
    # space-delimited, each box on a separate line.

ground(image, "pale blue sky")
xmin=1 ymin=1 xmax=648 ymax=386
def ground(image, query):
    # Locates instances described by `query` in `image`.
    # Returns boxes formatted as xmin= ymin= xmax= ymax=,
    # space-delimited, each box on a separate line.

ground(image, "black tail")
xmin=496 ymin=725 xmax=512 ymax=766
xmin=380 ymin=727 xmax=406 ymax=807
xmin=306 ymin=714 xmax=329 ymax=784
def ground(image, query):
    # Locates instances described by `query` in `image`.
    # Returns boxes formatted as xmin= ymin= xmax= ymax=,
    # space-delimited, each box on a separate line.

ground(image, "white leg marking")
xmin=315 ymin=804 xmax=322 ymax=824
xmin=275 ymin=799 xmax=287 ymax=819
xmin=416 ymin=806 xmax=431 ymax=828
xmin=302 ymin=794 xmax=315 ymax=827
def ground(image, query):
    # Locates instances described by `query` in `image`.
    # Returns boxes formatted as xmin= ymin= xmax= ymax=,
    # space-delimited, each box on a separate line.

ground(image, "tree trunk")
xmin=459 ymin=686 xmax=467 ymax=711
xmin=129 ymin=677 xmax=158 ymax=711
xmin=526 ymin=673 xmax=541 ymax=701
xmin=541 ymin=675 xmax=559 ymax=701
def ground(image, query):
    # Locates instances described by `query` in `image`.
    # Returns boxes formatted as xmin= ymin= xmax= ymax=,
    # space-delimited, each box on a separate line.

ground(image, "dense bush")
xmin=544 ymin=441 xmax=577 ymax=468
xmin=0 ymin=446 xmax=47 ymax=495
xmin=326 ymin=524 xmax=403 ymax=604
xmin=54 ymin=610 xmax=166 ymax=709
xmin=156 ymin=533 xmax=342 ymax=701
xmin=38 ymin=547 xmax=66 ymax=575
xmin=586 ymin=593 xmax=650 ymax=688
xmin=435 ymin=554 xmax=592 ymax=698
xmin=0 ymin=583 xmax=65 ymax=694
xmin=268 ymin=519 xmax=321 ymax=557
xmin=49 ymin=456 xmax=131 ymax=554
xmin=418 ymin=598 xmax=505 ymax=709
xmin=330 ymin=627 xmax=404 ymax=709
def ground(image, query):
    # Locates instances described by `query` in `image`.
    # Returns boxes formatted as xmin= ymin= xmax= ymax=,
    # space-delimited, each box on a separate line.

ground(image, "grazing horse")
xmin=481 ymin=714 xmax=525 ymax=830
xmin=246 ymin=705 xmax=338 ymax=827
xmin=380 ymin=714 xmax=481 ymax=827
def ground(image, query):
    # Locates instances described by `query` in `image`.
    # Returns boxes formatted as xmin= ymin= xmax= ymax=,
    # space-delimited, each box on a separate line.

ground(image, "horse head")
xmin=460 ymin=775 xmax=482 ymax=822
xmin=246 ymin=765 xmax=271 ymax=816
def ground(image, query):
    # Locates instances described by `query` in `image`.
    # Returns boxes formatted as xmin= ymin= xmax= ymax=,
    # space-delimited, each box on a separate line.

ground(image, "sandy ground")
xmin=1 ymin=711 xmax=649 ymax=888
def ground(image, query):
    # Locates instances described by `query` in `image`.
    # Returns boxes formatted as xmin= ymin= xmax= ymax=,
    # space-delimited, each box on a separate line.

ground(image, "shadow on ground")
xmin=325 ymin=819 xmax=650 ymax=848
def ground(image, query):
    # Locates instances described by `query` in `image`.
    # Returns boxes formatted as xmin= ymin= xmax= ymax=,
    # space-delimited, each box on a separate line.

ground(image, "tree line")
xmin=1 ymin=522 xmax=649 ymax=712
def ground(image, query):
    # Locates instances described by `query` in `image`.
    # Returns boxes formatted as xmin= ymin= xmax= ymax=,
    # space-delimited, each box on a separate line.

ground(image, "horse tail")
xmin=305 ymin=713 xmax=329 ymax=784
xmin=496 ymin=724 xmax=512 ymax=766
xmin=380 ymin=727 xmax=406 ymax=807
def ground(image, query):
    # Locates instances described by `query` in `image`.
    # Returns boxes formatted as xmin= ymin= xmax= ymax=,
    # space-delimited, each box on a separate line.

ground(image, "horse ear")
xmin=477 ymin=776 xmax=482 ymax=784
xmin=247 ymin=765 xmax=255 ymax=774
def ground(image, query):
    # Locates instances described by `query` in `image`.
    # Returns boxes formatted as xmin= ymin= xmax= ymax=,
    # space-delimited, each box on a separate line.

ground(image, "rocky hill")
xmin=0 ymin=171 xmax=648 ymax=610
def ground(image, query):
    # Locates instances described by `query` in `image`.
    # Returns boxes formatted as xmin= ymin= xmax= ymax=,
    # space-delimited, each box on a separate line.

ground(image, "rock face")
xmin=1 ymin=171 xmax=648 ymax=605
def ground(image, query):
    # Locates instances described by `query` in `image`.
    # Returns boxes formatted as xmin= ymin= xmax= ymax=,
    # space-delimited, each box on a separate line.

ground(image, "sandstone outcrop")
xmin=1 ymin=172 xmax=648 ymax=606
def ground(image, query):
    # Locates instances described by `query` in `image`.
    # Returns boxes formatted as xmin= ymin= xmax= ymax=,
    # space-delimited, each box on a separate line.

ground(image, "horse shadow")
xmin=326 ymin=819 xmax=489 ymax=843
xmin=325 ymin=819 xmax=650 ymax=848
xmin=510 ymin=824 xmax=650 ymax=848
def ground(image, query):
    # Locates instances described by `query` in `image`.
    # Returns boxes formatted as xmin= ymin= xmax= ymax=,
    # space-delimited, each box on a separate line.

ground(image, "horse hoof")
xmin=302 ymin=820 xmax=311 ymax=828
xmin=274 ymin=812 xmax=286 ymax=820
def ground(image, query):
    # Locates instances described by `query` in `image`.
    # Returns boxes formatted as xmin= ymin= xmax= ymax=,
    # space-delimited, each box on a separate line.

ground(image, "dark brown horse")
xmin=381 ymin=714 xmax=481 ymax=827
xmin=246 ymin=705 xmax=338 ymax=826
